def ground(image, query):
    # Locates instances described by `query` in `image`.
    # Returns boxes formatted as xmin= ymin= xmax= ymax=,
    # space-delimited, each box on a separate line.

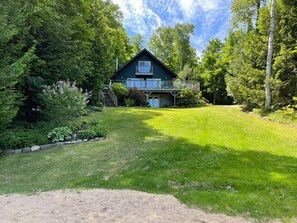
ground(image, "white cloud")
xmin=112 ymin=0 xmax=161 ymax=36
xmin=112 ymin=0 xmax=232 ymax=53
xmin=177 ymin=0 xmax=221 ymax=21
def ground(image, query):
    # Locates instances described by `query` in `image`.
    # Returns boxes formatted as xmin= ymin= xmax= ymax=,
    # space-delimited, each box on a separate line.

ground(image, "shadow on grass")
xmin=1 ymin=108 xmax=297 ymax=220
xmin=71 ymin=108 xmax=297 ymax=220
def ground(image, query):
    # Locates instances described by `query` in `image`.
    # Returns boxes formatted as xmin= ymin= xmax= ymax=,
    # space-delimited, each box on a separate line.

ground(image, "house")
xmin=103 ymin=48 xmax=199 ymax=108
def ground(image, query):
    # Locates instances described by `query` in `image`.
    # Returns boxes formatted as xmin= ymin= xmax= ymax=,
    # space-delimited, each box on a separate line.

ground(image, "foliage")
xmin=274 ymin=96 xmax=297 ymax=120
xmin=0 ymin=0 xmax=131 ymax=123
xmin=0 ymin=1 xmax=36 ymax=130
xmin=177 ymin=88 xmax=197 ymax=107
xmin=128 ymin=88 xmax=148 ymax=106
xmin=198 ymin=38 xmax=232 ymax=105
xmin=77 ymin=129 xmax=96 ymax=140
xmin=92 ymin=125 xmax=107 ymax=138
xmin=125 ymin=98 xmax=136 ymax=107
xmin=111 ymin=82 xmax=129 ymax=105
xmin=129 ymin=34 xmax=144 ymax=55
xmin=47 ymin=126 xmax=73 ymax=143
xmin=77 ymin=118 xmax=106 ymax=139
xmin=40 ymin=81 xmax=89 ymax=123
xmin=148 ymin=23 xmax=197 ymax=73
xmin=220 ymin=0 xmax=297 ymax=111
xmin=0 ymin=127 xmax=48 ymax=150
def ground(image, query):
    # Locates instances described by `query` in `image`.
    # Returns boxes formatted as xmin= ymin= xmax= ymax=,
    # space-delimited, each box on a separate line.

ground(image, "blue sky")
xmin=112 ymin=0 xmax=232 ymax=57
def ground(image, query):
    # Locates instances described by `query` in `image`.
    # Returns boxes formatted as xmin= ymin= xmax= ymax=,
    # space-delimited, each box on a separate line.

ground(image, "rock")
xmin=15 ymin=149 xmax=22 ymax=154
xmin=55 ymin=142 xmax=64 ymax=146
xmin=76 ymin=139 xmax=82 ymax=144
xmin=94 ymin=137 xmax=100 ymax=141
xmin=6 ymin=149 xmax=15 ymax=155
xmin=40 ymin=144 xmax=56 ymax=150
xmin=22 ymin=147 xmax=31 ymax=153
xmin=65 ymin=141 xmax=73 ymax=145
xmin=0 ymin=149 xmax=3 ymax=154
xmin=83 ymin=139 xmax=88 ymax=142
xmin=31 ymin=146 xmax=40 ymax=152
xmin=71 ymin=141 xmax=76 ymax=144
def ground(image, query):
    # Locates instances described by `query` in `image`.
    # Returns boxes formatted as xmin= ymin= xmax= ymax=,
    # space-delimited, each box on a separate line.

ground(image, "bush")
xmin=111 ymin=83 xmax=128 ymax=105
xmin=77 ymin=129 xmax=96 ymax=139
xmin=75 ymin=118 xmax=106 ymax=139
xmin=92 ymin=125 xmax=107 ymax=137
xmin=125 ymin=98 xmax=135 ymax=107
xmin=47 ymin=126 xmax=73 ymax=142
xmin=40 ymin=80 xmax=89 ymax=123
xmin=177 ymin=88 xmax=197 ymax=107
xmin=0 ymin=127 xmax=49 ymax=150
xmin=128 ymin=88 xmax=148 ymax=106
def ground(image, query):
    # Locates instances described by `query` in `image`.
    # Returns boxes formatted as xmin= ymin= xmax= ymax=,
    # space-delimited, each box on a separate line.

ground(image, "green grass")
xmin=1 ymin=106 xmax=297 ymax=221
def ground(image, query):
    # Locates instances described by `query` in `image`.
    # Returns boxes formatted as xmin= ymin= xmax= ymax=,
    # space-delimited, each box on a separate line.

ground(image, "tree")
xmin=265 ymin=0 xmax=277 ymax=110
xmin=148 ymin=23 xmax=197 ymax=73
xmin=0 ymin=1 xmax=35 ymax=130
xmin=148 ymin=26 xmax=176 ymax=71
xmin=199 ymin=39 xmax=232 ymax=105
xmin=130 ymin=34 xmax=144 ymax=55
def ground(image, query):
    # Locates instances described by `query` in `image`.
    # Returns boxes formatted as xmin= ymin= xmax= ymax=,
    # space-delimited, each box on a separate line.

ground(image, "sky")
xmin=111 ymin=0 xmax=232 ymax=57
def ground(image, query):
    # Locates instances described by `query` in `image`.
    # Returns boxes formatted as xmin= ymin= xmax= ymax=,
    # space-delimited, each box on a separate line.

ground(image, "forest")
xmin=0 ymin=0 xmax=296 ymax=145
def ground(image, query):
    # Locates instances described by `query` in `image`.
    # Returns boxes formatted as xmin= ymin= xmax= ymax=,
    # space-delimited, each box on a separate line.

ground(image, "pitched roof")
xmin=114 ymin=48 xmax=177 ymax=78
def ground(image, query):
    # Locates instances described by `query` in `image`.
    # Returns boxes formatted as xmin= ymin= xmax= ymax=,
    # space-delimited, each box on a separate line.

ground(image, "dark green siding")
xmin=115 ymin=52 xmax=175 ymax=81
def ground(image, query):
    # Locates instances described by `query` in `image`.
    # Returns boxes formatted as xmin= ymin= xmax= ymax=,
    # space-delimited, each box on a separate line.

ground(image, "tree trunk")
xmin=265 ymin=0 xmax=277 ymax=110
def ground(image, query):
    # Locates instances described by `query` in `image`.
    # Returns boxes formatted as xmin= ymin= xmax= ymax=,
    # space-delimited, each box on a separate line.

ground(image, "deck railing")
xmin=135 ymin=65 xmax=153 ymax=75
xmin=112 ymin=79 xmax=200 ymax=92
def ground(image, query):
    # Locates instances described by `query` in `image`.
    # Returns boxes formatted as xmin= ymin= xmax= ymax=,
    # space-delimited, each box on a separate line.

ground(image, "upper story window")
xmin=136 ymin=61 xmax=153 ymax=75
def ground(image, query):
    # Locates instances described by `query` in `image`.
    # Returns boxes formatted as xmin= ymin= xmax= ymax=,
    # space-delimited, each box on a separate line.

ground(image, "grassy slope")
xmin=1 ymin=106 xmax=297 ymax=220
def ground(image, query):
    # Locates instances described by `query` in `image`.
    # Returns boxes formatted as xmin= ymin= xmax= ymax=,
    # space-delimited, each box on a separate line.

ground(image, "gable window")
xmin=136 ymin=61 xmax=153 ymax=75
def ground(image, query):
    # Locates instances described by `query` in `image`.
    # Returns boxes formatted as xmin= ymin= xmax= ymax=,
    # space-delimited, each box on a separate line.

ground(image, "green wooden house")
xmin=104 ymin=48 xmax=199 ymax=108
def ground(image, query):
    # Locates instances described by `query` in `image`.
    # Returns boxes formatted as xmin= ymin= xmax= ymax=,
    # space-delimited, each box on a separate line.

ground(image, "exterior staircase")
xmin=102 ymin=85 xmax=118 ymax=107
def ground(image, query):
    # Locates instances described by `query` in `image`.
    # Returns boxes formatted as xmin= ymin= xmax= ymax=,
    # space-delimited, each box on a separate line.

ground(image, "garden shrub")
xmin=0 ymin=126 xmax=49 ymax=150
xmin=125 ymin=98 xmax=135 ymax=107
xmin=47 ymin=126 xmax=73 ymax=142
xmin=111 ymin=83 xmax=128 ymax=105
xmin=128 ymin=88 xmax=148 ymax=106
xmin=77 ymin=129 xmax=96 ymax=139
xmin=92 ymin=125 xmax=107 ymax=137
xmin=177 ymin=87 xmax=197 ymax=107
xmin=76 ymin=118 xmax=106 ymax=139
xmin=40 ymin=80 xmax=89 ymax=123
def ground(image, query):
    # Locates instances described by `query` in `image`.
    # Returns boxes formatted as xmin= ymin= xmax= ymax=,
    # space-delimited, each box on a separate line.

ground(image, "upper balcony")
xmin=136 ymin=65 xmax=153 ymax=75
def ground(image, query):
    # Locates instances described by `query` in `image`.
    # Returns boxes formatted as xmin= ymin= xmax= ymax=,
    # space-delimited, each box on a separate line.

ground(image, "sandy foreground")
xmin=0 ymin=189 xmax=276 ymax=223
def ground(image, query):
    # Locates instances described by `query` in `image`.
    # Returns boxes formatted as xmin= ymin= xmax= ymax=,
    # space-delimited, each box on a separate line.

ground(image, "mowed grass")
xmin=1 ymin=106 xmax=297 ymax=220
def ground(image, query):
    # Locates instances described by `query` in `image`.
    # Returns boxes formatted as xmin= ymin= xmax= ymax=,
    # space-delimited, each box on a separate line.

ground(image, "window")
xmin=138 ymin=61 xmax=152 ymax=73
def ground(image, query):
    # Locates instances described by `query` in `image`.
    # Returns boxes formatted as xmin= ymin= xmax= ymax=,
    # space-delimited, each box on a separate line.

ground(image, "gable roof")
xmin=114 ymin=48 xmax=177 ymax=78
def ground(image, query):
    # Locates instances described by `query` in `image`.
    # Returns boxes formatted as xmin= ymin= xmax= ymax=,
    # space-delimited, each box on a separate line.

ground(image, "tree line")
xmin=1 ymin=0 xmax=296 ymax=132
xmin=0 ymin=0 xmax=132 ymax=130
xmin=200 ymin=0 xmax=297 ymax=110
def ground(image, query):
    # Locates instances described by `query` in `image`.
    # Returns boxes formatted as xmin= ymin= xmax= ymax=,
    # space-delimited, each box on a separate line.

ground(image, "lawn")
xmin=1 ymin=106 xmax=297 ymax=221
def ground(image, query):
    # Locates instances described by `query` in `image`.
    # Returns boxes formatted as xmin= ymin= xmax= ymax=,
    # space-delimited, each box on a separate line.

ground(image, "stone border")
xmin=0 ymin=137 xmax=105 ymax=156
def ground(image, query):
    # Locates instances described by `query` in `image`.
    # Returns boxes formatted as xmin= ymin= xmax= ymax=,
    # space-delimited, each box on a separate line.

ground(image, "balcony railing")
xmin=136 ymin=65 xmax=153 ymax=75
xmin=112 ymin=79 xmax=200 ymax=91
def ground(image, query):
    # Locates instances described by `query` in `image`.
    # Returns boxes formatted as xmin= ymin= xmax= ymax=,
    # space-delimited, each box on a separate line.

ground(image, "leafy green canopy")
xmin=0 ymin=0 xmax=132 ymax=124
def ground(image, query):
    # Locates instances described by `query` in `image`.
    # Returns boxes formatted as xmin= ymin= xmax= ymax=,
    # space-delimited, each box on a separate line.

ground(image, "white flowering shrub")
xmin=41 ymin=80 xmax=89 ymax=122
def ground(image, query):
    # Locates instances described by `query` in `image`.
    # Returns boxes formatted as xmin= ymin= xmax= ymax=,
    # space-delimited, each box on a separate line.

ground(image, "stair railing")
xmin=106 ymin=85 xmax=118 ymax=106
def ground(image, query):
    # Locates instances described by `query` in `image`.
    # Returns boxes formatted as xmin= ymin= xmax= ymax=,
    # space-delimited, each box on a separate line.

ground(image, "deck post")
xmin=170 ymin=91 xmax=179 ymax=107
xmin=143 ymin=91 xmax=152 ymax=102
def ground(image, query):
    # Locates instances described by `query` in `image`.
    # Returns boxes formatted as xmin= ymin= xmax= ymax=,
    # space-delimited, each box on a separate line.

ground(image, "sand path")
xmin=0 ymin=189 xmax=261 ymax=223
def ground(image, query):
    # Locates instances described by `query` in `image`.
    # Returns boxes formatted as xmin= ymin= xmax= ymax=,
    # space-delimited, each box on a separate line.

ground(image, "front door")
xmin=149 ymin=96 xmax=160 ymax=108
